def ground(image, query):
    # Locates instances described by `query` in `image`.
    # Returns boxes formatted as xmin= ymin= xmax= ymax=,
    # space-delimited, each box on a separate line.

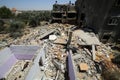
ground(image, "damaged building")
xmin=76 ymin=0 xmax=120 ymax=43
xmin=51 ymin=1 xmax=77 ymax=24
xmin=0 ymin=0 xmax=120 ymax=80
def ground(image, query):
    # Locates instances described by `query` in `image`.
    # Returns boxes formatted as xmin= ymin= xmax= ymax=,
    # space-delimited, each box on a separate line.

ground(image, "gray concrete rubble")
xmin=0 ymin=23 xmax=118 ymax=80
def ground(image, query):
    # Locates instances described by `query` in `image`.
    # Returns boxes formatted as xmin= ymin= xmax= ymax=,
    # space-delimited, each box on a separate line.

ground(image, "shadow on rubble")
xmin=0 ymin=78 xmax=6 ymax=80
xmin=81 ymin=27 xmax=96 ymax=33
xmin=111 ymin=46 xmax=120 ymax=52
xmin=71 ymin=25 xmax=96 ymax=34
xmin=101 ymin=69 xmax=120 ymax=80
xmin=112 ymin=55 xmax=120 ymax=68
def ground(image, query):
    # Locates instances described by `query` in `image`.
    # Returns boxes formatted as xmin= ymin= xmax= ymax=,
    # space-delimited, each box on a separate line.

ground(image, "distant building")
xmin=11 ymin=8 xmax=22 ymax=16
xmin=51 ymin=1 xmax=77 ymax=24
xmin=76 ymin=0 xmax=120 ymax=43
xmin=11 ymin=8 xmax=17 ymax=13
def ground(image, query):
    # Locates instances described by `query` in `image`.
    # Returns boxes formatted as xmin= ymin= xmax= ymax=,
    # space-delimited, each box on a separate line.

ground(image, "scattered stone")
xmin=54 ymin=38 xmax=67 ymax=44
xmin=79 ymin=63 xmax=89 ymax=71
xmin=0 ymin=23 xmax=116 ymax=80
xmin=49 ymin=35 xmax=57 ymax=41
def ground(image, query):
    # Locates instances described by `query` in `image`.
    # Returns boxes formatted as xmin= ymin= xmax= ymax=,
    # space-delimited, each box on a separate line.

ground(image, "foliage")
xmin=9 ymin=21 xmax=25 ymax=38
xmin=0 ymin=20 xmax=5 ymax=31
xmin=0 ymin=6 xmax=13 ymax=18
xmin=9 ymin=21 xmax=25 ymax=32
xmin=16 ymin=10 xmax=51 ymax=25
xmin=29 ymin=17 xmax=38 ymax=27
xmin=9 ymin=31 xmax=23 ymax=38
xmin=16 ymin=12 xmax=30 ymax=21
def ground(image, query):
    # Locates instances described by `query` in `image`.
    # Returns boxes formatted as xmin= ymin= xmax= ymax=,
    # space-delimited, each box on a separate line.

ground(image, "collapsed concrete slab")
xmin=73 ymin=30 xmax=100 ymax=45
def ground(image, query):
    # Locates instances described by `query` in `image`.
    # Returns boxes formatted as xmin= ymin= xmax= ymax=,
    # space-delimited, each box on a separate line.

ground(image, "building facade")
xmin=76 ymin=0 xmax=120 ymax=43
xmin=51 ymin=1 xmax=77 ymax=24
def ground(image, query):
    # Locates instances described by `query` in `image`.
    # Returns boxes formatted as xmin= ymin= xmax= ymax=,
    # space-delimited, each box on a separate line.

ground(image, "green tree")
xmin=9 ymin=21 xmax=25 ymax=32
xmin=9 ymin=21 xmax=25 ymax=38
xmin=29 ymin=16 xmax=38 ymax=27
xmin=0 ymin=6 xmax=13 ymax=18
xmin=0 ymin=20 xmax=5 ymax=31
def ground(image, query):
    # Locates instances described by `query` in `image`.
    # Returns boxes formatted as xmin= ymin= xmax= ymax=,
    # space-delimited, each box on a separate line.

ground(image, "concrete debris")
xmin=54 ymin=37 xmax=67 ymax=44
xmin=73 ymin=30 xmax=100 ymax=45
xmin=55 ymin=70 xmax=59 ymax=80
xmin=53 ymin=60 xmax=64 ymax=72
xmin=0 ymin=41 xmax=7 ymax=47
xmin=7 ymin=60 xmax=32 ymax=80
xmin=0 ymin=23 xmax=118 ymax=80
xmin=49 ymin=35 xmax=57 ymax=41
xmin=40 ymin=29 xmax=57 ymax=40
xmin=79 ymin=63 xmax=89 ymax=71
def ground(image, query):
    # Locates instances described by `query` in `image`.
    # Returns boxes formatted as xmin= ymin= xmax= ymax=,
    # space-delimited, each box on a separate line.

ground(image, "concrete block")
xmin=49 ymin=35 xmax=57 ymax=41
xmin=79 ymin=63 xmax=89 ymax=71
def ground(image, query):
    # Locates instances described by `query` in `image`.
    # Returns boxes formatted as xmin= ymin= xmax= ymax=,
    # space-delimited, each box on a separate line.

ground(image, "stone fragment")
xmin=49 ymin=35 xmax=57 ymax=41
xmin=54 ymin=38 xmax=67 ymax=44
xmin=79 ymin=63 xmax=89 ymax=71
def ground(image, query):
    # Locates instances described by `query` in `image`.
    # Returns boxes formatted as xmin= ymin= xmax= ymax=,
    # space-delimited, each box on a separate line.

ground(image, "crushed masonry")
xmin=0 ymin=23 xmax=119 ymax=80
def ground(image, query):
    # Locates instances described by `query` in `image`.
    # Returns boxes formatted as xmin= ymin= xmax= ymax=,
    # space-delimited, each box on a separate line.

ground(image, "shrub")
xmin=0 ymin=6 xmax=13 ymax=18
xmin=29 ymin=18 xmax=37 ymax=27
xmin=0 ymin=20 xmax=5 ymax=31
xmin=9 ymin=21 xmax=25 ymax=38
xmin=29 ymin=16 xmax=40 ymax=27
xmin=9 ymin=31 xmax=23 ymax=38
xmin=9 ymin=21 xmax=25 ymax=32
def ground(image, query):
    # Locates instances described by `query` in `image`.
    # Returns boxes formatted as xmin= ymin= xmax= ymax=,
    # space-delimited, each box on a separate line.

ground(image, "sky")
xmin=0 ymin=0 xmax=76 ymax=10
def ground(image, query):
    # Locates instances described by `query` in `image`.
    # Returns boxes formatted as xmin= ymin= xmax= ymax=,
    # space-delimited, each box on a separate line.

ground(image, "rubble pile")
xmin=72 ymin=46 xmax=101 ymax=80
xmin=42 ymin=44 xmax=67 ymax=80
xmin=12 ymin=23 xmax=73 ymax=45
xmin=0 ymin=23 xmax=120 ymax=80
xmin=32 ymin=23 xmax=76 ymax=80
xmin=7 ymin=60 xmax=32 ymax=80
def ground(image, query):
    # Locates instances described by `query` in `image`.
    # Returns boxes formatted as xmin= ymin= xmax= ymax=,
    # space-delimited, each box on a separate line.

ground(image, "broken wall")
xmin=76 ymin=0 xmax=120 ymax=43
xmin=0 ymin=48 xmax=17 ymax=79
xmin=10 ymin=45 xmax=39 ymax=60
xmin=0 ymin=45 xmax=39 ymax=79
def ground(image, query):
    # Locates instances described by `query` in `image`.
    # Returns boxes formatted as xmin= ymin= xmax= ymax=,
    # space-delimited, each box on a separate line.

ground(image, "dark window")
xmin=102 ymin=34 xmax=111 ymax=40
xmin=117 ymin=39 xmax=120 ymax=44
xmin=115 ymin=0 xmax=120 ymax=6
xmin=81 ymin=13 xmax=86 ymax=21
xmin=117 ymin=0 xmax=120 ymax=5
xmin=53 ymin=6 xmax=58 ymax=11
xmin=108 ymin=17 xmax=118 ymax=25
